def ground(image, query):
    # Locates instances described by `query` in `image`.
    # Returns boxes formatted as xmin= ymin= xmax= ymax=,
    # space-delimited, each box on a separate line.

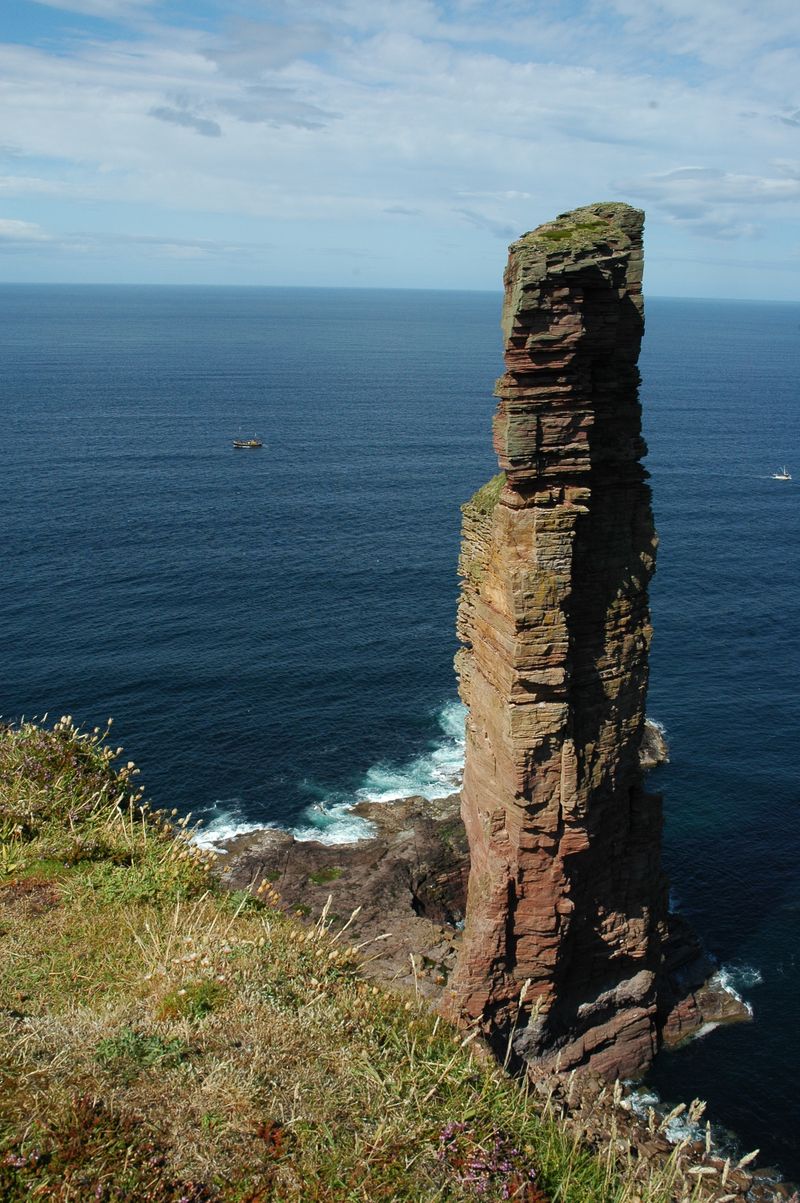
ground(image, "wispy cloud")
xmin=0 ymin=217 xmax=52 ymax=244
xmin=205 ymin=19 xmax=333 ymax=76
xmin=2 ymin=1 xmax=800 ymax=293
xmin=113 ymin=232 xmax=262 ymax=259
xmin=218 ymin=86 xmax=335 ymax=130
xmin=619 ymin=165 xmax=800 ymax=238
xmin=0 ymin=175 xmax=79 ymax=196
xmin=0 ymin=220 xmax=269 ymax=261
xmin=627 ymin=166 xmax=800 ymax=204
xmin=30 ymin=0 xmax=156 ymax=18
xmin=457 ymin=190 xmax=533 ymax=202
xmin=455 ymin=208 xmax=518 ymax=240
xmin=149 ymin=106 xmax=222 ymax=138
xmin=605 ymin=0 xmax=800 ymax=69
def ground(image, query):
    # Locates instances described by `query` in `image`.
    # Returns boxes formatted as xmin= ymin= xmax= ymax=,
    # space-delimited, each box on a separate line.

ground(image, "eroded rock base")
xmin=217 ymin=790 xmax=748 ymax=1038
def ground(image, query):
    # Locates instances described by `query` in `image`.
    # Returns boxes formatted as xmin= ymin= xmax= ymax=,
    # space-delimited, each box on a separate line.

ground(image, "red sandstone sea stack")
xmin=445 ymin=203 xmax=669 ymax=1078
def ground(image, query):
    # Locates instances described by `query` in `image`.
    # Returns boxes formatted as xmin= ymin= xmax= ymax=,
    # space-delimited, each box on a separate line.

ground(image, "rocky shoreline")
xmin=211 ymin=776 xmax=795 ymax=1202
xmin=216 ymin=790 xmax=469 ymax=999
xmin=215 ymin=719 xmax=736 ymax=1033
xmin=216 ymin=784 xmax=746 ymax=1039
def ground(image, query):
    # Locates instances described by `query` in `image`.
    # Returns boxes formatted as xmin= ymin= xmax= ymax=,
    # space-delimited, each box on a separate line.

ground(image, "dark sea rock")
xmin=217 ymin=793 xmax=468 ymax=997
xmin=639 ymin=717 xmax=669 ymax=771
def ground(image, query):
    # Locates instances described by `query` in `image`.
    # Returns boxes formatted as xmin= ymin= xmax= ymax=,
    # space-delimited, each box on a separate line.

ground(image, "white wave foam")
xmin=354 ymin=700 xmax=466 ymax=804
xmin=193 ymin=798 xmax=266 ymax=853
xmin=192 ymin=700 xmax=467 ymax=850
xmin=292 ymin=802 xmax=375 ymax=845
xmin=712 ymin=962 xmax=763 ymax=1016
xmin=290 ymin=699 xmax=466 ymax=841
xmin=623 ymin=1086 xmax=659 ymax=1117
xmin=623 ymin=1087 xmax=706 ymax=1145
xmin=720 ymin=963 xmax=764 ymax=990
xmin=663 ymin=1111 xmax=707 ymax=1145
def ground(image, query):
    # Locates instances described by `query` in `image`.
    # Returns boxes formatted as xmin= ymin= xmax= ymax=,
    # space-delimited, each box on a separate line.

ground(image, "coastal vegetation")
xmin=0 ymin=718 xmax=770 ymax=1201
xmin=465 ymin=471 xmax=506 ymax=516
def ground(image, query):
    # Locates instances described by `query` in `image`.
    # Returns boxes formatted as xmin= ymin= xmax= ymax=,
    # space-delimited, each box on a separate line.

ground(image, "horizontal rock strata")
xmin=446 ymin=202 xmax=677 ymax=1078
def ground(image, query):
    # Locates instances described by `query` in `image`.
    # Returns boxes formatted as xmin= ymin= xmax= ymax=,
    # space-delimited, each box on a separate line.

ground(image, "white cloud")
xmin=774 ymin=159 xmax=800 ymax=179
xmin=458 ymin=189 xmax=533 ymax=201
xmin=604 ymin=0 xmax=800 ymax=70
xmin=205 ymin=20 xmax=333 ymax=76
xmin=626 ymin=165 xmax=800 ymax=204
xmin=217 ymin=86 xmax=335 ymax=129
xmin=456 ymin=207 xmax=518 ymax=239
xmin=112 ymin=233 xmax=259 ymax=259
xmin=0 ymin=220 xmax=269 ymax=261
xmin=0 ymin=217 xmax=52 ymax=242
xmin=1 ymin=2 xmax=800 ymax=292
xmin=30 ymin=0 xmax=156 ymax=17
xmin=0 ymin=175 xmax=76 ymax=196
xmin=618 ymin=166 xmax=800 ymax=238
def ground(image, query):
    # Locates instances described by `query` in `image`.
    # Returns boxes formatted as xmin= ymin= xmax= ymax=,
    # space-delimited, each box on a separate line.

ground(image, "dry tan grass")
xmin=0 ymin=718 xmax=745 ymax=1202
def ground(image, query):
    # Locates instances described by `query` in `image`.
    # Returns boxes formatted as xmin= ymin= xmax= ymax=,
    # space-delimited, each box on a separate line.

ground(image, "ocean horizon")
xmin=2 ymin=283 xmax=798 ymax=1177
xmin=6 ymin=280 xmax=800 ymax=303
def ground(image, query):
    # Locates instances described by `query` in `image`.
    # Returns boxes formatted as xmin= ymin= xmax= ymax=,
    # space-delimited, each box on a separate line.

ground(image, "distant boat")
xmin=772 ymin=466 xmax=792 ymax=480
xmin=232 ymin=438 xmax=263 ymax=449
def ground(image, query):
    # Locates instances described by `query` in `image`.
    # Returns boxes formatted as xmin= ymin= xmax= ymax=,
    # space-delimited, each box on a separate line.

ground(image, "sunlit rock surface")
xmin=447 ymin=203 xmax=686 ymax=1077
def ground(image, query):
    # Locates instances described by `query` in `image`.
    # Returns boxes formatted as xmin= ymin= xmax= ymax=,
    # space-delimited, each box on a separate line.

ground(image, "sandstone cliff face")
xmin=447 ymin=203 xmax=669 ymax=1078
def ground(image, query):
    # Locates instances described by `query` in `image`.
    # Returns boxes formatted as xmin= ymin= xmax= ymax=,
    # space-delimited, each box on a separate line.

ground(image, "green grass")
xmin=520 ymin=205 xmax=636 ymax=252
xmin=308 ymin=866 xmax=343 ymax=885
xmin=0 ymin=718 xmax=714 ymax=1201
xmin=157 ymin=979 xmax=227 ymax=1021
xmin=96 ymin=1028 xmax=189 ymax=1082
xmin=465 ymin=472 xmax=506 ymax=517
xmin=537 ymin=220 xmax=608 ymax=244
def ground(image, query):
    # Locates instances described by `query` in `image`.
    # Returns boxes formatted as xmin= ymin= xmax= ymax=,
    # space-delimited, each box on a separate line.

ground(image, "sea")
xmin=2 ymin=284 xmax=798 ymax=1178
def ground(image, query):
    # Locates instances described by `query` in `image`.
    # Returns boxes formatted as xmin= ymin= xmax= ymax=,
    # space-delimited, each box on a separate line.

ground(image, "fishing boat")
xmin=772 ymin=466 xmax=791 ymax=480
xmin=232 ymin=438 xmax=263 ymax=449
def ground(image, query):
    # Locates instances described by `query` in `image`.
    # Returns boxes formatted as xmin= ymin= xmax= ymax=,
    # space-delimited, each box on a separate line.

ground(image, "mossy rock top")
xmin=512 ymin=202 xmax=643 ymax=255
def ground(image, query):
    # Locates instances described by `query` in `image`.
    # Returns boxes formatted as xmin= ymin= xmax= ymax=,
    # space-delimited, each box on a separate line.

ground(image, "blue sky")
xmin=1 ymin=0 xmax=799 ymax=297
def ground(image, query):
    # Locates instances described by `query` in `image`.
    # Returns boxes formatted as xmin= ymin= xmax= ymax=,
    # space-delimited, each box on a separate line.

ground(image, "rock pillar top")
xmin=494 ymin=202 xmax=646 ymax=489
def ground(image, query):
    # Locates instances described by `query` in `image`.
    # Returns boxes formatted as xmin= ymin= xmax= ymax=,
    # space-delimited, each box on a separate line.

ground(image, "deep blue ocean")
xmin=2 ymin=285 xmax=798 ymax=1177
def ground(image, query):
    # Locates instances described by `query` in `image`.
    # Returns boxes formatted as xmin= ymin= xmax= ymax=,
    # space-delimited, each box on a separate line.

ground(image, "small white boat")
xmin=232 ymin=438 xmax=263 ymax=449
xmin=772 ymin=466 xmax=792 ymax=480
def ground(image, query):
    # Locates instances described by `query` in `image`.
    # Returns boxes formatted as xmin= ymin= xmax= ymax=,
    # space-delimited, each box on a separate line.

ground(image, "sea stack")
xmin=447 ymin=202 xmax=668 ymax=1078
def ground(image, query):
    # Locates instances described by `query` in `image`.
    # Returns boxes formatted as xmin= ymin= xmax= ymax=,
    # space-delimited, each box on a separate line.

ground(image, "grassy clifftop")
xmin=0 ymin=719 xmax=725 ymax=1202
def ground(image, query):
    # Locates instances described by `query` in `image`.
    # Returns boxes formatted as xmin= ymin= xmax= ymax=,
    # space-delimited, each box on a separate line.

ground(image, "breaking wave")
xmin=623 ymin=1087 xmax=708 ymax=1145
xmin=354 ymin=700 xmax=466 ymax=805
xmin=193 ymin=699 xmax=467 ymax=852
xmin=712 ymin=962 xmax=764 ymax=1017
xmin=192 ymin=797 xmax=268 ymax=853
xmin=291 ymin=699 xmax=466 ymax=843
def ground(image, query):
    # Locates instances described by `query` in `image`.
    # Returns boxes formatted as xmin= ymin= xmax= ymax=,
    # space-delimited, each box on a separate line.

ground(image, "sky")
xmin=1 ymin=0 xmax=799 ymax=297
